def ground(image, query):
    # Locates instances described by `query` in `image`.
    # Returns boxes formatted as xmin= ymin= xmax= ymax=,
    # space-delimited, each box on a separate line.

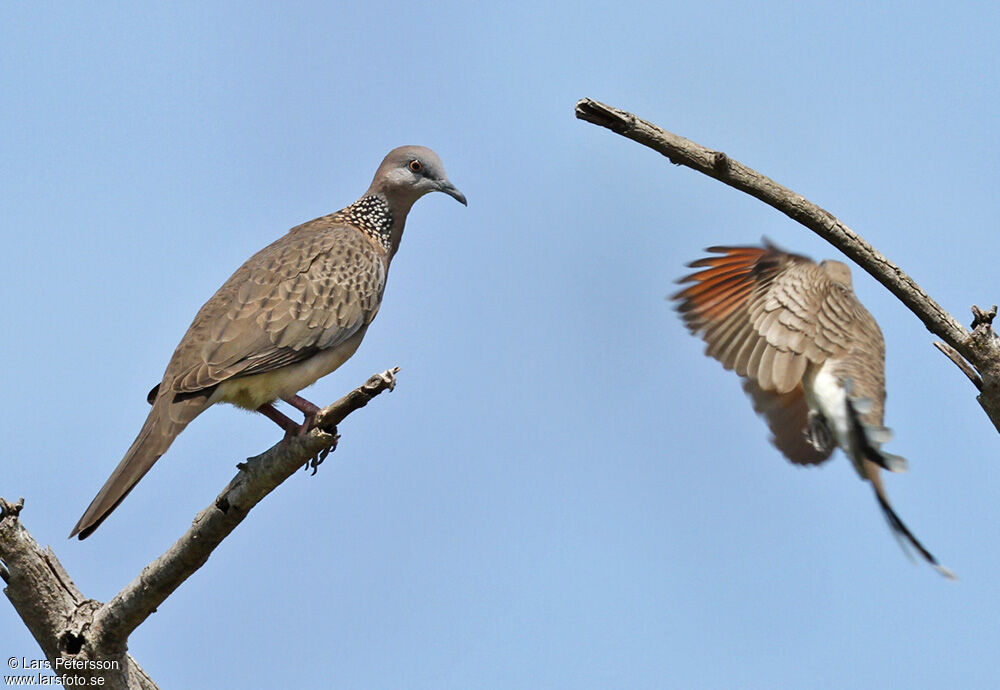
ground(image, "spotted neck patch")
xmin=334 ymin=195 xmax=394 ymax=251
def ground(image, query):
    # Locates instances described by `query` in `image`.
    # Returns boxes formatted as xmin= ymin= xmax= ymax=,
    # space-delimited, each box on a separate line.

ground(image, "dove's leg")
xmin=283 ymin=395 xmax=321 ymax=436
xmin=256 ymin=403 xmax=300 ymax=437
xmin=282 ymin=395 xmax=330 ymax=474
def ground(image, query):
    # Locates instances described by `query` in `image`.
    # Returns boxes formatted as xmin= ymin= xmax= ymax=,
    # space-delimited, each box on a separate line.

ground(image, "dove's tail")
xmin=864 ymin=465 xmax=956 ymax=580
xmin=70 ymin=394 xmax=204 ymax=539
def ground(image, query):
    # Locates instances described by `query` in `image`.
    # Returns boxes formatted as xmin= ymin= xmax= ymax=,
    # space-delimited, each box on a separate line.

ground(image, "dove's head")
xmin=368 ymin=146 xmax=467 ymax=212
xmin=820 ymin=260 xmax=853 ymax=287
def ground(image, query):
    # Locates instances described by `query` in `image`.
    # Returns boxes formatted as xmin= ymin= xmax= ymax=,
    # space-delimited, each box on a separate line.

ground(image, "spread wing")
xmin=158 ymin=216 xmax=387 ymax=396
xmin=673 ymin=243 xmax=854 ymax=394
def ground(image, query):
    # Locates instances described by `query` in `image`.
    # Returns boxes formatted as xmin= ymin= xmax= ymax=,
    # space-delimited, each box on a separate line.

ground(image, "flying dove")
xmin=672 ymin=242 xmax=952 ymax=578
xmin=71 ymin=146 xmax=466 ymax=539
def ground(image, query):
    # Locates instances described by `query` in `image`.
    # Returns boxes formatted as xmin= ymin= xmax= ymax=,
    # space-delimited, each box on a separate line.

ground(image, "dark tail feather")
xmin=845 ymin=396 xmax=953 ymax=578
xmin=869 ymin=478 xmax=956 ymax=580
xmin=845 ymin=395 xmax=906 ymax=473
xmin=70 ymin=398 xmax=194 ymax=539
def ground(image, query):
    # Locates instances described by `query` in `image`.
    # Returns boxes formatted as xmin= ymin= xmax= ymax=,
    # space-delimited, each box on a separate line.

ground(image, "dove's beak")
xmin=438 ymin=180 xmax=467 ymax=206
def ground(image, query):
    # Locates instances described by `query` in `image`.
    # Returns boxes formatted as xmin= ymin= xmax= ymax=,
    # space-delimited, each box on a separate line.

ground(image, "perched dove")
xmin=71 ymin=146 xmax=466 ymax=539
xmin=672 ymin=242 xmax=952 ymax=578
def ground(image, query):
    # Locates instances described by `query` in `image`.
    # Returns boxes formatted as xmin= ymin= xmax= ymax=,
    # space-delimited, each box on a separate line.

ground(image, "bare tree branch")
xmin=0 ymin=498 xmax=156 ymax=689
xmin=1 ymin=368 xmax=399 ymax=689
xmin=575 ymin=97 xmax=1000 ymax=433
xmin=934 ymin=341 xmax=983 ymax=391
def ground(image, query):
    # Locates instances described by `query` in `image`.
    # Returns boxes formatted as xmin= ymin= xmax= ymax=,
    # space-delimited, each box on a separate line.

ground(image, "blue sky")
xmin=3 ymin=2 xmax=1000 ymax=687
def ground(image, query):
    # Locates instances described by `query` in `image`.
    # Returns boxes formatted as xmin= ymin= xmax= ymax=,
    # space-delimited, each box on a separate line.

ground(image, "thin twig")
xmin=934 ymin=341 xmax=983 ymax=391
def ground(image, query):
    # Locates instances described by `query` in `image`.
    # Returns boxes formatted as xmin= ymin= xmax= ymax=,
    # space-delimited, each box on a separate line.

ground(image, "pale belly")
xmin=803 ymin=362 xmax=852 ymax=457
xmin=209 ymin=328 xmax=368 ymax=410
